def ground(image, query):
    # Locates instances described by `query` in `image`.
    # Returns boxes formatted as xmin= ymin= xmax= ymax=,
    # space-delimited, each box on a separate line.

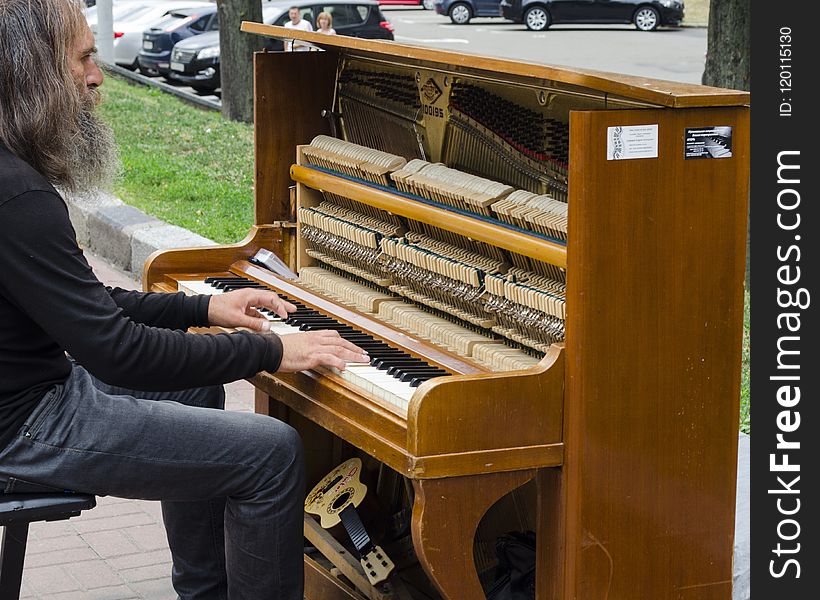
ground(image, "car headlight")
xmin=660 ymin=0 xmax=682 ymax=7
xmin=197 ymin=46 xmax=220 ymax=60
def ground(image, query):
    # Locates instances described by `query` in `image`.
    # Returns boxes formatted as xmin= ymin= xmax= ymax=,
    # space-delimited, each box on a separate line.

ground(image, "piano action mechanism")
xmin=144 ymin=25 xmax=750 ymax=600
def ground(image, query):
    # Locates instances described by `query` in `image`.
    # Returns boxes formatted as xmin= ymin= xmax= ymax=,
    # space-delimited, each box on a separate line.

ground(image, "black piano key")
xmin=371 ymin=355 xmax=420 ymax=368
xmin=368 ymin=351 xmax=412 ymax=361
xmin=342 ymin=336 xmax=384 ymax=345
xmin=284 ymin=314 xmax=322 ymax=324
xmin=289 ymin=316 xmax=348 ymax=325
xmin=398 ymin=370 xmax=447 ymax=383
xmin=384 ymin=361 xmax=429 ymax=374
xmin=299 ymin=324 xmax=356 ymax=332
xmin=223 ymin=285 xmax=268 ymax=291
xmin=340 ymin=334 xmax=377 ymax=342
xmin=351 ymin=342 xmax=394 ymax=352
xmin=291 ymin=315 xmax=337 ymax=321
xmin=206 ymin=277 xmax=263 ymax=290
xmin=287 ymin=308 xmax=321 ymax=315
xmin=389 ymin=367 xmax=445 ymax=380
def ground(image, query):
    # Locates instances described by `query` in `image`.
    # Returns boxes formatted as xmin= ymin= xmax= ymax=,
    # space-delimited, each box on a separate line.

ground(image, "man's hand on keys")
xmin=206 ymin=289 xmax=368 ymax=371
xmin=207 ymin=288 xmax=297 ymax=331
xmin=277 ymin=330 xmax=369 ymax=373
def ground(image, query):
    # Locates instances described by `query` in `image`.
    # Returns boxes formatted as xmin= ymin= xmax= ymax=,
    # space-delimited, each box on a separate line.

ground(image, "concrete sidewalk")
xmin=17 ymin=252 xmax=255 ymax=600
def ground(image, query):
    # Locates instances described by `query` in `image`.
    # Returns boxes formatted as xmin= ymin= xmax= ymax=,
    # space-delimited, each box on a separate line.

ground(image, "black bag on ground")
xmin=485 ymin=531 xmax=536 ymax=600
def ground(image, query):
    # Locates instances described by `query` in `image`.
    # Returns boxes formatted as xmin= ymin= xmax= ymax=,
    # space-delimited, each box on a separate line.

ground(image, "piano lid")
xmin=240 ymin=22 xmax=750 ymax=110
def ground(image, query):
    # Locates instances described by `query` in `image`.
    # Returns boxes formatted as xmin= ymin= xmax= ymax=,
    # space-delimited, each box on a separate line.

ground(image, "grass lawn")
xmin=99 ymin=74 xmax=255 ymax=244
xmin=684 ymin=0 xmax=709 ymax=27
xmin=100 ymin=71 xmax=749 ymax=433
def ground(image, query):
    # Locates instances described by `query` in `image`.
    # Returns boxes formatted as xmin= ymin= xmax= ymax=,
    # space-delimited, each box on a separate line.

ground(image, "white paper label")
xmin=607 ymin=124 xmax=659 ymax=160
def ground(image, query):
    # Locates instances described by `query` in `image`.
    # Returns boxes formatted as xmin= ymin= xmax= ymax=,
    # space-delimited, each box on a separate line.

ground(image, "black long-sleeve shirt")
xmin=0 ymin=144 xmax=282 ymax=451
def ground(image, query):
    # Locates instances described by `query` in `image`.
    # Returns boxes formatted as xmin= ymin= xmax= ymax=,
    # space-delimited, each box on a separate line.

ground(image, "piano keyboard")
xmin=178 ymin=276 xmax=453 ymax=412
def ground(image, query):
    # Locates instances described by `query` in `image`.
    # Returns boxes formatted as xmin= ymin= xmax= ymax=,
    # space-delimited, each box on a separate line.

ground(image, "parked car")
xmin=167 ymin=0 xmax=395 ymax=92
xmin=434 ymin=0 xmax=501 ymax=24
xmin=379 ymin=0 xmax=436 ymax=10
xmin=168 ymin=29 xmax=222 ymax=92
xmin=87 ymin=1 xmax=212 ymax=70
xmin=499 ymin=0 xmax=684 ymax=31
xmin=138 ymin=4 xmax=219 ymax=76
xmin=85 ymin=0 xmax=162 ymax=29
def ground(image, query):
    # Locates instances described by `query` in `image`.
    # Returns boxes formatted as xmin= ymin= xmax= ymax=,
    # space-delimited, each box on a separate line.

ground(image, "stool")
xmin=0 ymin=493 xmax=96 ymax=599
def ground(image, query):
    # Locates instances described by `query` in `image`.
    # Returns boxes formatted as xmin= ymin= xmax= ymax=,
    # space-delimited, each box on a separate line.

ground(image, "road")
xmin=382 ymin=7 xmax=707 ymax=84
xmin=138 ymin=8 xmax=707 ymax=105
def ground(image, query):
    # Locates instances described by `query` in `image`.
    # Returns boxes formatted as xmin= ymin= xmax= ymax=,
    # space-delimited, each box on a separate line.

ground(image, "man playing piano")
xmin=0 ymin=1 xmax=367 ymax=598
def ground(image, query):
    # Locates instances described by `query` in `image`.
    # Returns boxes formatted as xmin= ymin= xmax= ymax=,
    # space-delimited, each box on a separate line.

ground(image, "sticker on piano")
xmin=606 ymin=124 xmax=658 ymax=160
xmin=684 ymin=126 xmax=733 ymax=159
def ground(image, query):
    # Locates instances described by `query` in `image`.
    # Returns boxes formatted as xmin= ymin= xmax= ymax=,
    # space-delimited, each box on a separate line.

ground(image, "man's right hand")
xmin=276 ymin=330 xmax=369 ymax=373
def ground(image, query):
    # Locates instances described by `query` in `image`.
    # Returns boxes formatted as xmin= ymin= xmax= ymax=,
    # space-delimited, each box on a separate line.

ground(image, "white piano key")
xmin=178 ymin=280 xmax=225 ymax=296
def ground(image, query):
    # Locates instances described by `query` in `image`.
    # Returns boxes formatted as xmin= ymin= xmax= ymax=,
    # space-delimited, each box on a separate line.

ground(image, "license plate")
xmin=142 ymin=40 xmax=153 ymax=50
xmin=170 ymin=61 xmax=184 ymax=72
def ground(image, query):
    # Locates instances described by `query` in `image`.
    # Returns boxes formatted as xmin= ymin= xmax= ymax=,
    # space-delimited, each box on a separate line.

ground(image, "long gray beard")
xmin=64 ymin=91 xmax=120 ymax=195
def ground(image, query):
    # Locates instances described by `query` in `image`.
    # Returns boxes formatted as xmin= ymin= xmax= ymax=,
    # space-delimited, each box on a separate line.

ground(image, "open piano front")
xmin=144 ymin=25 xmax=750 ymax=600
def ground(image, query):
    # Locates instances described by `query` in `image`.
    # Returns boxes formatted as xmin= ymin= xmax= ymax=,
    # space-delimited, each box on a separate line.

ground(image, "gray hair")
xmin=0 ymin=0 xmax=96 ymax=190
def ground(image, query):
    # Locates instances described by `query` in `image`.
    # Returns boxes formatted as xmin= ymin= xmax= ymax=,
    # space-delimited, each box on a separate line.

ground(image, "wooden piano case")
xmin=144 ymin=27 xmax=749 ymax=600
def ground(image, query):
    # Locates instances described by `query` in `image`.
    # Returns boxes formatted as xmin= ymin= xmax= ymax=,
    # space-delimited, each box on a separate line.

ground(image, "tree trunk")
xmin=702 ymin=0 xmax=751 ymax=289
xmin=217 ymin=0 xmax=264 ymax=123
xmin=702 ymin=0 xmax=751 ymax=90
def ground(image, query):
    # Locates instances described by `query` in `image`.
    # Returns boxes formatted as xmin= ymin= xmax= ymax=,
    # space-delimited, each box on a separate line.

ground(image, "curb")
xmin=65 ymin=191 xmax=216 ymax=279
xmin=105 ymin=64 xmax=221 ymax=113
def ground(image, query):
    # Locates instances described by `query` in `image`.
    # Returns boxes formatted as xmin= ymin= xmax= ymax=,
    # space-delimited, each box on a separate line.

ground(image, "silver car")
xmin=87 ymin=1 xmax=212 ymax=70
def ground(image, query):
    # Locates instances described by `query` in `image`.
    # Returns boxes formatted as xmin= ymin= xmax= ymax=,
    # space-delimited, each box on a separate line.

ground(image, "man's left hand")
xmin=207 ymin=288 xmax=297 ymax=332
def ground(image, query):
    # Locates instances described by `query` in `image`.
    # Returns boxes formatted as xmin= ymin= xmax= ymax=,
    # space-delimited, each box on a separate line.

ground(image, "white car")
xmin=85 ymin=1 xmax=171 ymax=29
xmin=87 ymin=1 xmax=212 ymax=70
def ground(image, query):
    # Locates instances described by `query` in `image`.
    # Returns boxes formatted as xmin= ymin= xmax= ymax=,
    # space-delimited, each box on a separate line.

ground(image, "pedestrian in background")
xmin=316 ymin=11 xmax=336 ymax=36
xmin=284 ymin=6 xmax=313 ymax=51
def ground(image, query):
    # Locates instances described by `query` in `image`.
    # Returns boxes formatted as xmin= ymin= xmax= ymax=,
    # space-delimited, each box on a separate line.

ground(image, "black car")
xmin=434 ymin=0 xmax=501 ymax=25
xmin=138 ymin=5 xmax=219 ymax=76
xmin=168 ymin=30 xmax=221 ymax=93
xmin=499 ymin=0 xmax=684 ymax=31
xmin=168 ymin=0 xmax=395 ymax=93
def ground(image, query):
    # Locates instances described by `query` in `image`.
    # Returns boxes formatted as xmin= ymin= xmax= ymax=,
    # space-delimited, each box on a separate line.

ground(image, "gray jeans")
xmin=0 ymin=365 xmax=305 ymax=600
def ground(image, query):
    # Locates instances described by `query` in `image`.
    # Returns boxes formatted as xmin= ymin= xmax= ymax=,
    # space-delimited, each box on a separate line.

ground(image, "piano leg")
xmin=411 ymin=470 xmax=535 ymax=600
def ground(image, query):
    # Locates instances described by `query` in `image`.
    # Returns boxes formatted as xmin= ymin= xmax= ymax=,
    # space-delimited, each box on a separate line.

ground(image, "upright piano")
xmin=144 ymin=25 xmax=749 ymax=600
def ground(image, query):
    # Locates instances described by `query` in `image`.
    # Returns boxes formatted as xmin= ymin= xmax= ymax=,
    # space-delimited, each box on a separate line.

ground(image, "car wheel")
xmin=633 ymin=6 xmax=660 ymax=31
xmin=523 ymin=6 xmax=550 ymax=31
xmin=422 ymin=0 xmax=436 ymax=9
xmin=449 ymin=2 xmax=472 ymax=25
